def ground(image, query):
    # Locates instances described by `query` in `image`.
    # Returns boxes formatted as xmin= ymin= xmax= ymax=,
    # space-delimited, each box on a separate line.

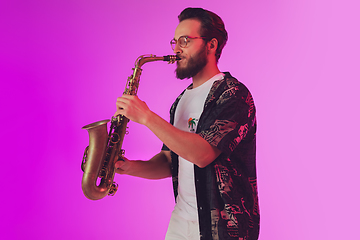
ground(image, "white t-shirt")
xmin=172 ymin=73 xmax=225 ymax=221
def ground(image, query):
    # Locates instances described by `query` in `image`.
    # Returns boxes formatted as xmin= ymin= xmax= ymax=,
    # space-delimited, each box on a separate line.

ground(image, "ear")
xmin=207 ymin=38 xmax=218 ymax=53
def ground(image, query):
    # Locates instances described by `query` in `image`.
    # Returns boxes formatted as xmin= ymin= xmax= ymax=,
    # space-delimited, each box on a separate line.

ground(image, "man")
xmin=115 ymin=7 xmax=259 ymax=240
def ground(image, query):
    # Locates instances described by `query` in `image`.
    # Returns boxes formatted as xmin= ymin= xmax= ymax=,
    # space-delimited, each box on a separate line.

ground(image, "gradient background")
xmin=1 ymin=0 xmax=359 ymax=239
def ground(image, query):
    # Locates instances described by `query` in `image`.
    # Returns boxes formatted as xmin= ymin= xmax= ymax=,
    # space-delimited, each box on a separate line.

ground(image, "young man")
xmin=115 ymin=7 xmax=259 ymax=240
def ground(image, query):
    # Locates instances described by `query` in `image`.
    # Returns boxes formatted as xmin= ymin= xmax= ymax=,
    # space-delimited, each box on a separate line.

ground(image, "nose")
xmin=173 ymin=42 xmax=182 ymax=55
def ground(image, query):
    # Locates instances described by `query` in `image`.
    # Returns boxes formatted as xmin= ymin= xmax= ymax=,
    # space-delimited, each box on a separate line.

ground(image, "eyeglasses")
xmin=170 ymin=36 xmax=206 ymax=50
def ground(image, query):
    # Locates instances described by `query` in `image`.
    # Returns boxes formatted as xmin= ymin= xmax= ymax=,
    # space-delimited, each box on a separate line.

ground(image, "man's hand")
xmin=115 ymin=156 xmax=131 ymax=175
xmin=115 ymin=95 xmax=152 ymax=125
xmin=114 ymin=151 xmax=172 ymax=179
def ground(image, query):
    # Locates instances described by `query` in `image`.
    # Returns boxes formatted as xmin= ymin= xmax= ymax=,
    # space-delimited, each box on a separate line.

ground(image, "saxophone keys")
xmin=81 ymin=146 xmax=89 ymax=172
xmin=108 ymin=182 xmax=118 ymax=196
xmin=110 ymin=132 xmax=120 ymax=144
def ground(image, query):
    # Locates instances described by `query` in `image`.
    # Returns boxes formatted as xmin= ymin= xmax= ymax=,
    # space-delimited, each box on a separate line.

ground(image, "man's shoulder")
xmin=216 ymin=72 xmax=250 ymax=94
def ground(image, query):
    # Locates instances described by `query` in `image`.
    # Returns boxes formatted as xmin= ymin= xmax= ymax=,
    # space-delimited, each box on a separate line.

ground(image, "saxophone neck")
xmin=125 ymin=54 xmax=180 ymax=95
xmin=135 ymin=54 xmax=180 ymax=68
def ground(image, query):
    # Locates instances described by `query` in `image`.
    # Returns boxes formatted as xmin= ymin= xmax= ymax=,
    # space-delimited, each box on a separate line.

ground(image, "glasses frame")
xmin=170 ymin=36 xmax=207 ymax=50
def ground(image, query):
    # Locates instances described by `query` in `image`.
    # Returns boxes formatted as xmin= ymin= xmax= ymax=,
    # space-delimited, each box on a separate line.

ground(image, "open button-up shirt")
xmin=163 ymin=72 xmax=260 ymax=240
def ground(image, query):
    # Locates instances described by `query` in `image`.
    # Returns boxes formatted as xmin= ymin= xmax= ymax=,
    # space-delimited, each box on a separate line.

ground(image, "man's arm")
xmin=115 ymin=150 xmax=172 ymax=179
xmin=115 ymin=95 xmax=221 ymax=168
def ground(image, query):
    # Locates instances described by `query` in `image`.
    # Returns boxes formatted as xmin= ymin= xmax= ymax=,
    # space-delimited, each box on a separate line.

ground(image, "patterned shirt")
xmin=163 ymin=72 xmax=260 ymax=240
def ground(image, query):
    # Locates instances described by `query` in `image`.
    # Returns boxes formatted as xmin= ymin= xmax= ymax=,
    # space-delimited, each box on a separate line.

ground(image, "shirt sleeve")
xmin=198 ymin=81 xmax=256 ymax=156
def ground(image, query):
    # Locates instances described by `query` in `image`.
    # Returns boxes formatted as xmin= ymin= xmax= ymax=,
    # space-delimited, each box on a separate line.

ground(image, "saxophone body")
xmin=81 ymin=54 xmax=179 ymax=200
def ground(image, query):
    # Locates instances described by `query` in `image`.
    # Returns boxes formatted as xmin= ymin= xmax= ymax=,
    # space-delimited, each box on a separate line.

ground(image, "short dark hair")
xmin=178 ymin=7 xmax=228 ymax=62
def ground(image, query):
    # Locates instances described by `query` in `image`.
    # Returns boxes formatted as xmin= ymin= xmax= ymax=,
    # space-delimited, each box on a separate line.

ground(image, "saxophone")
xmin=81 ymin=54 xmax=179 ymax=200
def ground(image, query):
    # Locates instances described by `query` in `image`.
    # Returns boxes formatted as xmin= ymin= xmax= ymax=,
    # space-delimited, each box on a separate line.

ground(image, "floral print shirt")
xmin=163 ymin=72 xmax=260 ymax=240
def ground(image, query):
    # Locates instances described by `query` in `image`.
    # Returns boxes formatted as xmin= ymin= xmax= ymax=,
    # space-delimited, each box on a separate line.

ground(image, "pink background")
xmin=1 ymin=0 xmax=359 ymax=239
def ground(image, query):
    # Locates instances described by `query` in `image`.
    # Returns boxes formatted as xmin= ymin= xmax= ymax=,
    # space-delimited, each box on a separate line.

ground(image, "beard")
xmin=175 ymin=45 xmax=208 ymax=80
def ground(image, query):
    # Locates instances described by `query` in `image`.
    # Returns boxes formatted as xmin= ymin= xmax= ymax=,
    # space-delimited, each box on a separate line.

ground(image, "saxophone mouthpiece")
xmin=163 ymin=55 xmax=180 ymax=63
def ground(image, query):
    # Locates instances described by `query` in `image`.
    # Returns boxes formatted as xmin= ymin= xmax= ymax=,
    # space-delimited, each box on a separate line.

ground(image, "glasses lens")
xmin=170 ymin=36 xmax=189 ymax=50
xmin=178 ymin=36 xmax=187 ymax=48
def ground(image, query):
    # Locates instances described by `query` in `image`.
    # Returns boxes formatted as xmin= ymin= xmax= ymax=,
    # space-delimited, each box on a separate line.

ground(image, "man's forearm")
xmin=115 ymin=95 xmax=221 ymax=168
xmin=124 ymin=151 xmax=172 ymax=179
xmin=144 ymin=112 xmax=221 ymax=168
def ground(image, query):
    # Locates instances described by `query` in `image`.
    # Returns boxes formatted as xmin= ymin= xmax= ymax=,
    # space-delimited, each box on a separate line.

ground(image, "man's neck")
xmin=191 ymin=63 xmax=221 ymax=88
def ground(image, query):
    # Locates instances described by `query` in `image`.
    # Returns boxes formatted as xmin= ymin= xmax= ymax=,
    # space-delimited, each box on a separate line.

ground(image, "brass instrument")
xmin=81 ymin=54 xmax=179 ymax=200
